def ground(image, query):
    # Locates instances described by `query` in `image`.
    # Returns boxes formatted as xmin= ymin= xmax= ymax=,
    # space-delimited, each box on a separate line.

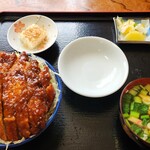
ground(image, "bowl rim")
xmin=0 ymin=57 xmax=62 ymax=148
xmin=120 ymin=77 xmax=150 ymax=147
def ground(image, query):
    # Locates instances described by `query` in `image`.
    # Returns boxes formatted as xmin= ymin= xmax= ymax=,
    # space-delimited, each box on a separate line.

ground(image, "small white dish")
xmin=113 ymin=16 xmax=150 ymax=44
xmin=58 ymin=36 xmax=129 ymax=98
xmin=7 ymin=14 xmax=58 ymax=54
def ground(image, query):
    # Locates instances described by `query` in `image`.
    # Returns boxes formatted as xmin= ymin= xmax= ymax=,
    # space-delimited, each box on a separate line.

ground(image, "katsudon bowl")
xmin=0 ymin=51 xmax=62 ymax=149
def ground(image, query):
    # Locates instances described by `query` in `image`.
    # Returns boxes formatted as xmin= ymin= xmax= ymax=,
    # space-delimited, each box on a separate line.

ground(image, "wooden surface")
xmin=1 ymin=0 xmax=150 ymax=12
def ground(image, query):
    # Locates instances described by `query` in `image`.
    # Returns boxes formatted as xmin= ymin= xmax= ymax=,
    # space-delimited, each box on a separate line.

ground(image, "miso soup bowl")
xmin=120 ymin=78 xmax=150 ymax=148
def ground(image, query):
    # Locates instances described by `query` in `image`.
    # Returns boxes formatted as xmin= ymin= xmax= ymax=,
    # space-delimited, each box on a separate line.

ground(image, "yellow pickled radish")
xmin=121 ymin=25 xmax=135 ymax=35
xmin=124 ymin=31 xmax=146 ymax=41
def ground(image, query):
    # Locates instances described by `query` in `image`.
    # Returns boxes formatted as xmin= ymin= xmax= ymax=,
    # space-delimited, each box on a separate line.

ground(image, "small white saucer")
xmin=58 ymin=36 xmax=129 ymax=98
xmin=7 ymin=14 xmax=58 ymax=54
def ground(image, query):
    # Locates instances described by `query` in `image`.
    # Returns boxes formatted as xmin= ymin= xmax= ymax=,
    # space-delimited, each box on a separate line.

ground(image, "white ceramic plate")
xmin=7 ymin=15 xmax=58 ymax=54
xmin=58 ymin=36 xmax=129 ymax=97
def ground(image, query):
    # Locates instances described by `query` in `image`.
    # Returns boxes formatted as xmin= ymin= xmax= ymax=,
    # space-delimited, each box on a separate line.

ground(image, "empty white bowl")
xmin=7 ymin=14 xmax=58 ymax=54
xmin=58 ymin=36 xmax=129 ymax=97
